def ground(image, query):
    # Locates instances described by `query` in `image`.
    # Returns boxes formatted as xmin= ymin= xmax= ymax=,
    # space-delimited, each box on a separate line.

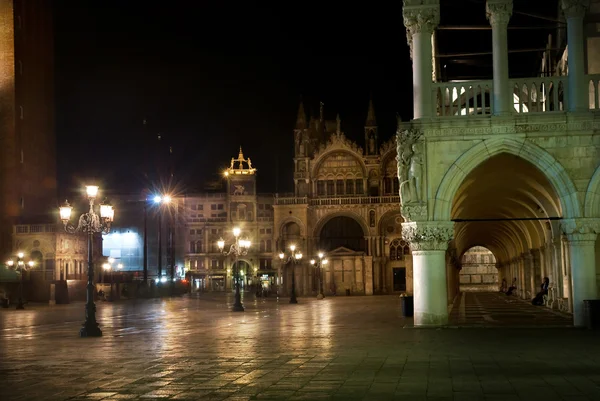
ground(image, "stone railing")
xmin=432 ymin=75 xmax=600 ymax=117
xmin=274 ymin=195 xmax=400 ymax=206
xmin=589 ymin=74 xmax=600 ymax=110
xmin=274 ymin=196 xmax=308 ymax=205
xmin=510 ymin=76 xmax=568 ymax=113
xmin=433 ymin=80 xmax=494 ymax=117
xmin=14 ymin=224 xmax=57 ymax=234
xmin=257 ymin=216 xmax=274 ymax=222
xmin=310 ymin=196 xmax=400 ymax=206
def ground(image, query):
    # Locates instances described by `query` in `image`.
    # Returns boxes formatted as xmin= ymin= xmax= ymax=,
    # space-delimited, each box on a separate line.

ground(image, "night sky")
xmin=53 ymin=0 xmax=560 ymax=198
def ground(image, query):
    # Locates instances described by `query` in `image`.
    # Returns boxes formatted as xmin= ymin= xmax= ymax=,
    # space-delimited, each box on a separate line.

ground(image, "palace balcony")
xmin=274 ymin=195 xmax=401 ymax=206
xmin=434 ymin=75 xmax=600 ymax=117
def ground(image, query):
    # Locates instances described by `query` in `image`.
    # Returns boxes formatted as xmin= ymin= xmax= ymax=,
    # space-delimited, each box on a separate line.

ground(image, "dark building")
xmin=0 ymin=0 xmax=57 ymax=256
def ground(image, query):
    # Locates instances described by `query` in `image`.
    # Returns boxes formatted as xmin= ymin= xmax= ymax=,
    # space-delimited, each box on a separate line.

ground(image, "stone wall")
xmin=459 ymin=247 xmax=498 ymax=292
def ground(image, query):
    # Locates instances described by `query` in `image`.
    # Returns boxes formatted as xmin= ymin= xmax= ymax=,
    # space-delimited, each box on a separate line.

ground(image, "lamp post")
xmin=279 ymin=244 xmax=302 ymax=304
xmin=59 ymin=185 xmax=114 ymax=338
xmin=254 ymin=266 xmax=260 ymax=297
xmin=6 ymin=253 xmax=35 ymax=310
xmin=153 ymin=195 xmax=171 ymax=281
xmin=217 ymin=227 xmax=250 ymax=312
xmin=310 ymin=252 xmax=328 ymax=300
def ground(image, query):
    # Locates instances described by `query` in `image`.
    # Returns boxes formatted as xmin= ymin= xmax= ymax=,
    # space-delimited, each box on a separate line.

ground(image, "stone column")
xmin=561 ymin=219 xmax=599 ymax=326
xmin=486 ymin=0 xmax=513 ymax=116
xmin=403 ymin=2 xmax=440 ymax=119
xmin=402 ymin=221 xmax=454 ymax=326
xmin=561 ymin=0 xmax=590 ymax=112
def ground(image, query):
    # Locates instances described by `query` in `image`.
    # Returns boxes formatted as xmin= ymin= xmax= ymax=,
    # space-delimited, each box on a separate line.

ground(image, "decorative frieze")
xmin=401 ymin=221 xmax=454 ymax=251
xmin=401 ymin=204 xmax=427 ymax=222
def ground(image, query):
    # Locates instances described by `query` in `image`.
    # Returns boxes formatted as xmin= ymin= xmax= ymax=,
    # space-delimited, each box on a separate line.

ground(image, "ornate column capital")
xmin=561 ymin=0 xmax=589 ymax=19
xmin=403 ymin=4 xmax=440 ymax=36
xmin=560 ymin=218 xmax=600 ymax=242
xmin=486 ymin=0 xmax=513 ymax=27
xmin=401 ymin=221 xmax=453 ymax=252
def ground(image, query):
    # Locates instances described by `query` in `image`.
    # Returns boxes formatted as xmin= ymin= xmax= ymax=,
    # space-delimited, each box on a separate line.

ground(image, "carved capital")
xmin=403 ymin=4 xmax=440 ymax=37
xmin=561 ymin=0 xmax=589 ymax=18
xmin=401 ymin=221 xmax=454 ymax=252
xmin=486 ymin=0 xmax=513 ymax=27
xmin=401 ymin=204 xmax=427 ymax=222
xmin=560 ymin=218 xmax=600 ymax=242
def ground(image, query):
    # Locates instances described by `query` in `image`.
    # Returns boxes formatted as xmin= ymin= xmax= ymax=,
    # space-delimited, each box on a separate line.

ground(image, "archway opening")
xmin=281 ymin=222 xmax=301 ymax=252
xmin=319 ymin=216 xmax=366 ymax=252
xmin=451 ymin=153 xmax=563 ymax=304
xmin=459 ymin=246 xmax=497 ymax=292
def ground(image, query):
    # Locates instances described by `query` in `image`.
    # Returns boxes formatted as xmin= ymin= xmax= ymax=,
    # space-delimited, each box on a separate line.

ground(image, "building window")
xmin=211 ymin=259 xmax=218 ymax=268
xmin=346 ymin=179 xmax=354 ymax=195
xmin=189 ymin=229 xmax=195 ymax=235
xmin=198 ymin=204 xmax=203 ymax=210
xmin=266 ymin=240 xmax=272 ymax=252
xmin=260 ymin=240 xmax=265 ymax=252
xmin=259 ymin=228 xmax=265 ymax=234
xmin=317 ymin=181 xmax=326 ymax=196
xmin=189 ymin=241 xmax=196 ymax=253
xmin=191 ymin=205 xmax=197 ymax=210
xmin=355 ymin=179 xmax=364 ymax=195
xmin=326 ymin=180 xmax=334 ymax=195
xmin=196 ymin=241 xmax=203 ymax=253
xmin=389 ymin=239 xmax=410 ymax=261
xmin=217 ymin=204 xmax=224 ymax=210
xmin=266 ymin=228 xmax=272 ymax=234
xmin=211 ymin=204 xmax=216 ymax=210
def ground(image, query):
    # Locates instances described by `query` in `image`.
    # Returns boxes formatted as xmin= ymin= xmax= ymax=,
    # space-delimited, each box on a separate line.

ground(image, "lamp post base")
xmin=15 ymin=300 xmax=25 ymax=310
xmin=290 ymin=294 xmax=298 ymax=304
xmin=317 ymin=293 xmax=324 ymax=300
xmin=232 ymin=288 xmax=245 ymax=312
xmin=79 ymin=322 xmax=102 ymax=337
xmin=232 ymin=304 xmax=245 ymax=312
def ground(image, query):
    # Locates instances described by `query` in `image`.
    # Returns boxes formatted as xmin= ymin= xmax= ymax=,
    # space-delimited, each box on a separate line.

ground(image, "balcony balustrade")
xmin=274 ymin=195 xmax=400 ymax=206
xmin=432 ymin=75 xmax=600 ymax=117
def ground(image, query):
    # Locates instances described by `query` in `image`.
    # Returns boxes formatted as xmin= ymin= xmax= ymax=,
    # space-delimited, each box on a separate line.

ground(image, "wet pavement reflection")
xmin=0 ymin=293 xmax=598 ymax=400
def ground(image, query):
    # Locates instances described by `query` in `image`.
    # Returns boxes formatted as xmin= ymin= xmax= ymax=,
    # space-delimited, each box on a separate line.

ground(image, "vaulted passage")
xmin=449 ymin=153 xmax=566 ymax=314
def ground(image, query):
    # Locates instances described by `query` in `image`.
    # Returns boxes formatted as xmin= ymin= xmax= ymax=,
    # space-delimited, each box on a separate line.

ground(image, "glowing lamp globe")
xmin=279 ymin=253 xmax=284 ymax=260
xmin=233 ymin=227 xmax=241 ymax=237
xmin=28 ymin=261 xmax=34 ymax=267
xmin=217 ymin=238 xmax=225 ymax=250
xmin=310 ymin=259 xmax=315 ymax=265
xmin=86 ymin=185 xmax=99 ymax=199
xmin=100 ymin=200 xmax=114 ymax=221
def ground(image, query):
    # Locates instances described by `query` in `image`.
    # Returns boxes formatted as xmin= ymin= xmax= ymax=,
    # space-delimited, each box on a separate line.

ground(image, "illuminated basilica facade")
xmin=184 ymin=101 xmax=414 ymax=297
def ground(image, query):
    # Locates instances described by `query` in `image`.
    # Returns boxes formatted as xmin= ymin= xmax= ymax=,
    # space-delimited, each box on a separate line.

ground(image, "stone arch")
xmin=312 ymin=211 xmax=370 ymax=239
xmin=377 ymin=209 xmax=403 ymax=236
xmin=434 ymin=137 xmax=581 ymax=221
xmin=277 ymin=216 xmax=306 ymax=238
xmin=311 ymin=149 xmax=368 ymax=178
xmin=584 ymin=163 xmax=600 ymax=217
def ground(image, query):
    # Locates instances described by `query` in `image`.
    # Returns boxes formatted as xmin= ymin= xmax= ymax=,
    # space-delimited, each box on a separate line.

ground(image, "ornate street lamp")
xmin=217 ymin=227 xmax=250 ymax=312
xmin=279 ymin=244 xmax=302 ymax=304
xmin=310 ymin=252 xmax=328 ymax=300
xmin=153 ymin=194 xmax=171 ymax=280
xmin=6 ymin=252 xmax=35 ymax=309
xmin=254 ymin=266 xmax=261 ymax=297
xmin=59 ymin=185 xmax=114 ymax=337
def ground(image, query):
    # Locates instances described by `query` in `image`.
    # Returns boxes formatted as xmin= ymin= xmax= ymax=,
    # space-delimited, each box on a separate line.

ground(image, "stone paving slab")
xmin=0 ymin=293 xmax=599 ymax=401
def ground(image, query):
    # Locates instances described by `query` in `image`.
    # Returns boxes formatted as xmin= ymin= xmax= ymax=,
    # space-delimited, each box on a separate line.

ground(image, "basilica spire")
xmin=366 ymin=96 xmax=377 ymax=127
xmin=295 ymin=100 xmax=307 ymax=130
xmin=364 ymin=96 xmax=378 ymax=156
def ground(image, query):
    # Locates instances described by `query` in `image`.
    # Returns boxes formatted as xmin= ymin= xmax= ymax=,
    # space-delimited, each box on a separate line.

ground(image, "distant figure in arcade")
xmin=505 ymin=278 xmax=518 ymax=296
xmin=532 ymin=277 xmax=550 ymax=306
xmin=500 ymin=279 xmax=507 ymax=293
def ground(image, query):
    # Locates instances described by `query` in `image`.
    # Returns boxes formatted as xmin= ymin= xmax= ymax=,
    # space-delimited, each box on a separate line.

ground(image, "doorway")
xmin=393 ymin=268 xmax=406 ymax=292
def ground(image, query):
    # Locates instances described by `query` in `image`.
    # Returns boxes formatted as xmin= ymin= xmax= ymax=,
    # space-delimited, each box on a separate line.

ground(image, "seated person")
xmin=531 ymin=277 xmax=550 ymax=306
xmin=506 ymin=278 xmax=517 ymax=296
xmin=499 ymin=279 xmax=507 ymax=293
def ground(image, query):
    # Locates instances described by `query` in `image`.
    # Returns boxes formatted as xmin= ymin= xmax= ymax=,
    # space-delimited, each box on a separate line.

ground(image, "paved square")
xmin=1 ymin=293 xmax=599 ymax=401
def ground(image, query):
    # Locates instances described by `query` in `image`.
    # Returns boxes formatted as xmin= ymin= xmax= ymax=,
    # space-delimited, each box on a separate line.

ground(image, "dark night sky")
xmin=53 ymin=0 xmax=560 ymax=198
